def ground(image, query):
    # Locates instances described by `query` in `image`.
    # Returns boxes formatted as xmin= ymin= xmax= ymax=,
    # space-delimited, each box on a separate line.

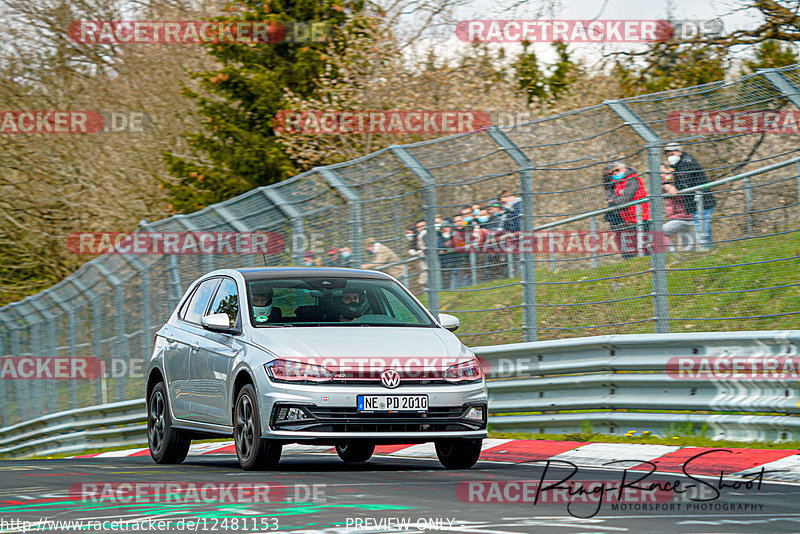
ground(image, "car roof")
xmin=235 ymin=267 xmax=392 ymax=281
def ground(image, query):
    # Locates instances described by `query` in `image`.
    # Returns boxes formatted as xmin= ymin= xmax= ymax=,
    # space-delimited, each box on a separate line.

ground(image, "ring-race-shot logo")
xmin=455 ymin=19 xmax=723 ymax=43
xmin=273 ymin=111 xmax=491 ymax=135
xmin=69 ymin=21 xmax=333 ymax=44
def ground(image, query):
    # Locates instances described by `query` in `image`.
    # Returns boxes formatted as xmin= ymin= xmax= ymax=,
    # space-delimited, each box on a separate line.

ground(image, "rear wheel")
xmin=148 ymin=382 xmax=190 ymax=464
xmin=234 ymin=384 xmax=282 ymax=470
xmin=335 ymin=441 xmax=375 ymax=463
xmin=435 ymin=438 xmax=482 ymax=469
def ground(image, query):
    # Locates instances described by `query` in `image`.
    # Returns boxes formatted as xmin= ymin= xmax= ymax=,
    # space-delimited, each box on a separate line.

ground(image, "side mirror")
xmin=438 ymin=313 xmax=459 ymax=332
xmin=201 ymin=313 xmax=234 ymax=333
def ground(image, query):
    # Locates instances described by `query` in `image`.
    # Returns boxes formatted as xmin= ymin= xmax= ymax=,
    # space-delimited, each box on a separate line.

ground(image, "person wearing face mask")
xmin=250 ymin=285 xmax=282 ymax=324
xmin=362 ymin=238 xmax=403 ymax=279
xmin=660 ymin=165 xmax=694 ymax=251
xmin=604 ymin=161 xmax=652 ymax=258
xmin=664 ymin=143 xmax=716 ymax=249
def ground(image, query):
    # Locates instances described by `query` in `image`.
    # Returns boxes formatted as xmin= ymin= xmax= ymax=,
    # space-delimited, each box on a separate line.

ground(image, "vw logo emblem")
xmin=380 ymin=369 xmax=400 ymax=389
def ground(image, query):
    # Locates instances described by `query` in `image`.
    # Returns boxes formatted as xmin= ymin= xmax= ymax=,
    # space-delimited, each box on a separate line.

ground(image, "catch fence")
xmin=0 ymin=67 xmax=799 ymax=425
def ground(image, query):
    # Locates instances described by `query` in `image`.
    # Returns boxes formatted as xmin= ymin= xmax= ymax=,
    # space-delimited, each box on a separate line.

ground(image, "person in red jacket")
xmin=604 ymin=161 xmax=651 ymax=258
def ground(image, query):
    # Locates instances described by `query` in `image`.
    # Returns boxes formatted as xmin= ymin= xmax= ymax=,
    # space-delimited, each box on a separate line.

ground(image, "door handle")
xmin=192 ymin=341 xmax=200 ymax=352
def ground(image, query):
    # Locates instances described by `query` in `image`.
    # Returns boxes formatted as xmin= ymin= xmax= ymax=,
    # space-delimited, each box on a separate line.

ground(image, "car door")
xmin=189 ymin=276 xmax=241 ymax=426
xmin=168 ymin=277 xmax=220 ymax=421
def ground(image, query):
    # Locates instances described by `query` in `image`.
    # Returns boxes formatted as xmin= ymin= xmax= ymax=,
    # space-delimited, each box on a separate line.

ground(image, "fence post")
xmin=91 ymin=262 xmax=129 ymax=402
xmin=174 ymin=215 xmax=214 ymax=274
xmin=0 ymin=315 xmax=9 ymax=424
xmin=139 ymin=219 xmax=183 ymax=311
xmin=694 ymin=193 xmax=704 ymax=247
xmin=486 ymin=128 xmax=537 ymax=342
xmin=0 ymin=310 xmax=22 ymax=421
xmin=27 ymin=298 xmax=59 ymax=415
xmin=318 ymin=167 xmax=363 ymax=268
xmin=261 ymin=188 xmax=305 ymax=266
xmin=45 ymin=289 xmax=79 ymax=409
xmin=590 ymin=216 xmax=599 ymax=269
xmin=744 ymin=177 xmax=753 ymax=236
xmin=759 ymin=69 xmax=800 ymax=229
xmin=390 ymin=146 xmax=442 ymax=316
xmin=606 ymin=100 xmax=669 ymax=333
xmin=115 ymin=255 xmax=152 ymax=373
xmin=66 ymin=277 xmax=105 ymax=404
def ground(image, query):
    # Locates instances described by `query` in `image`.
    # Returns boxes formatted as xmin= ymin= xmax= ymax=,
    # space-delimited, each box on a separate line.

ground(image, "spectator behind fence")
xmin=498 ymin=190 xmax=522 ymax=232
xmin=601 ymin=166 xmax=625 ymax=229
xmin=362 ymin=238 xmax=403 ymax=279
xmin=439 ymin=221 xmax=469 ymax=288
xmin=604 ymin=161 xmax=652 ymax=258
xmin=660 ymin=165 xmax=694 ymax=250
xmin=324 ymin=246 xmax=354 ymax=269
xmin=408 ymin=219 xmax=427 ymax=286
xmin=664 ymin=142 xmax=717 ymax=249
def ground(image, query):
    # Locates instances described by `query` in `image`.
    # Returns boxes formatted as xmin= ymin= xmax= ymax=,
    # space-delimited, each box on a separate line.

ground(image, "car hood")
xmin=248 ymin=326 xmax=469 ymax=370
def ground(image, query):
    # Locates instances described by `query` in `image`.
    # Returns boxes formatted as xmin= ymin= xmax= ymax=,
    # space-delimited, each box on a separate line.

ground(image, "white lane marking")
xmin=93 ymin=447 xmax=149 ymax=458
xmin=733 ymin=454 xmax=800 ymax=482
xmin=384 ymin=443 xmax=437 ymax=458
xmin=480 ymin=438 xmax=516 ymax=451
xmin=548 ymin=443 xmax=681 ymax=468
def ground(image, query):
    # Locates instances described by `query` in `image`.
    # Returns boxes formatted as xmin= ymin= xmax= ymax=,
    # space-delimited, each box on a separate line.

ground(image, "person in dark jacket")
xmin=664 ymin=143 xmax=716 ymax=248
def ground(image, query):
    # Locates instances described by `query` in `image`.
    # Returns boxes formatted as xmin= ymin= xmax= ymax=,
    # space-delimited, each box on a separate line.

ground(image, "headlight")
xmin=265 ymin=359 xmax=333 ymax=383
xmin=444 ymin=358 xmax=483 ymax=383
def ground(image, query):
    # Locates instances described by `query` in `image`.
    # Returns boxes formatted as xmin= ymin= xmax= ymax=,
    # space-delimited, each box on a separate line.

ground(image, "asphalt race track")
xmin=1 ymin=450 xmax=800 ymax=533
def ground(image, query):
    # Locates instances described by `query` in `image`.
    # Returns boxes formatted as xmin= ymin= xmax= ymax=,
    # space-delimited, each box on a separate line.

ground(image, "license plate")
xmin=357 ymin=395 xmax=428 ymax=412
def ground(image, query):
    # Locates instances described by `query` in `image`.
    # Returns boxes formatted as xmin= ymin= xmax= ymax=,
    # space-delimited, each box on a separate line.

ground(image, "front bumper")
xmin=258 ymin=380 xmax=488 ymax=443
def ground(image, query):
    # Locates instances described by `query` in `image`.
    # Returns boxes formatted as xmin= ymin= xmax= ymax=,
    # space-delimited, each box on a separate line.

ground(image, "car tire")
xmin=435 ymin=438 xmax=482 ymax=469
xmin=234 ymin=384 xmax=282 ymax=470
xmin=335 ymin=441 xmax=375 ymax=463
xmin=148 ymin=382 xmax=191 ymax=464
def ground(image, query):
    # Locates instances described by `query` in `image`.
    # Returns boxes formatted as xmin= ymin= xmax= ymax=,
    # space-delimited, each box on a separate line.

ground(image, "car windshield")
xmin=246 ymin=277 xmax=436 ymax=327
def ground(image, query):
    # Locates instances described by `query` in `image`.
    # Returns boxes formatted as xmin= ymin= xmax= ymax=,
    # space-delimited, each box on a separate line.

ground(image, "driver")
xmin=332 ymin=288 xmax=367 ymax=322
xmin=251 ymin=286 xmax=282 ymax=323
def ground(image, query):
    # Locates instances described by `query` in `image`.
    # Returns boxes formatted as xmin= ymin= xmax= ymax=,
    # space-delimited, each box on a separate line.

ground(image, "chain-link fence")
xmin=1 ymin=67 xmax=800 ymax=426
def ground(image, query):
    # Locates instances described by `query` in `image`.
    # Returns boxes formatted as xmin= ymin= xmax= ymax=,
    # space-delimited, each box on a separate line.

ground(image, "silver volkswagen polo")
xmin=145 ymin=267 xmax=488 ymax=470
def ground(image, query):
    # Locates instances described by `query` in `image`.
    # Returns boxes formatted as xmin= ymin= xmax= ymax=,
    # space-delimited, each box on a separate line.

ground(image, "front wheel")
xmin=234 ymin=384 xmax=282 ymax=470
xmin=336 ymin=441 xmax=375 ymax=463
xmin=435 ymin=438 xmax=482 ymax=469
xmin=148 ymin=382 xmax=190 ymax=464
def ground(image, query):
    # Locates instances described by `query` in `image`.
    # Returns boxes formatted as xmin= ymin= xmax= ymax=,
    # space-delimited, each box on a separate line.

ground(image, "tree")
xmin=163 ymin=0 xmax=362 ymax=213
xmin=514 ymin=41 xmax=547 ymax=104
xmin=743 ymin=39 xmax=799 ymax=72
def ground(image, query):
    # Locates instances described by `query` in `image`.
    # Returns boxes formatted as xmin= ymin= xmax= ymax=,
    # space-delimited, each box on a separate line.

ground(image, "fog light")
xmin=286 ymin=407 xmax=306 ymax=420
xmin=465 ymin=407 xmax=483 ymax=421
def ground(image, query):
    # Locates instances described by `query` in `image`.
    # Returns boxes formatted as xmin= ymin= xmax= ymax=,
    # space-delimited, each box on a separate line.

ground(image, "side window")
xmin=382 ymin=289 xmax=417 ymax=323
xmin=208 ymin=278 xmax=239 ymax=328
xmin=182 ymin=278 xmax=220 ymax=324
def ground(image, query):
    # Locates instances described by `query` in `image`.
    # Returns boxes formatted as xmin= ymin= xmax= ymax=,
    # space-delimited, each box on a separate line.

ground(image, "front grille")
xmin=271 ymin=404 xmax=486 ymax=433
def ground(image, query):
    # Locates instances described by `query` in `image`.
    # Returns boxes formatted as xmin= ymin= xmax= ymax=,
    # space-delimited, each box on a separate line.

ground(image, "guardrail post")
xmin=606 ymin=100 xmax=669 ymax=333
xmin=486 ymin=128 xmax=537 ymax=341
xmin=46 ymin=289 xmax=79 ymax=409
xmin=261 ymin=188 xmax=305 ymax=266
xmin=318 ymin=168 xmax=363 ymax=268
xmin=390 ymin=146 xmax=442 ymax=316
xmin=66 ymin=277 xmax=105 ymax=404
xmin=91 ymin=263 xmax=129 ymax=402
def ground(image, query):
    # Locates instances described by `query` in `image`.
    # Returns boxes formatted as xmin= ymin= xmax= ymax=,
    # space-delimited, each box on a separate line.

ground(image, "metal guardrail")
xmin=0 ymin=330 xmax=798 ymax=458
